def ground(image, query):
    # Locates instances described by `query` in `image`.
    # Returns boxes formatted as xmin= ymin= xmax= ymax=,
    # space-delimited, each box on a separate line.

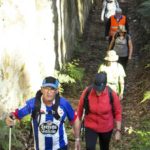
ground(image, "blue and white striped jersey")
xmin=14 ymin=97 xmax=76 ymax=150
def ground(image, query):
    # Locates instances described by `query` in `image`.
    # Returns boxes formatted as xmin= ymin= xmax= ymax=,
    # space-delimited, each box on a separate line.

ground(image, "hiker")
xmin=101 ymin=0 xmax=120 ymax=38
xmin=5 ymin=76 xmax=81 ymax=150
xmin=105 ymin=7 xmax=129 ymax=42
xmin=77 ymin=72 xmax=122 ymax=150
xmin=98 ymin=50 xmax=126 ymax=100
xmin=101 ymin=0 xmax=120 ymax=22
xmin=108 ymin=25 xmax=133 ymax=70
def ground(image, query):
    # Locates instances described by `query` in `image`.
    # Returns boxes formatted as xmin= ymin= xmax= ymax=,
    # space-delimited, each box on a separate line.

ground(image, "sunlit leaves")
xmin=141 ymin=91 xmax=150 ymax=103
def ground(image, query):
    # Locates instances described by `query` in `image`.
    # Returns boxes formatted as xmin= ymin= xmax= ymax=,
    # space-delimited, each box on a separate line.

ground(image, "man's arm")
xmin=72 ymin=116 xmax=81 ymax=150
xmin=5 ymin=99 xmax=34 ymax=126
xmin=72 ymin=116 xmax=81 ymax=139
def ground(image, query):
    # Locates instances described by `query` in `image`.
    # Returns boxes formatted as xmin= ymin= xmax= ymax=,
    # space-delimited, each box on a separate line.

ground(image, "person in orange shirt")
xmin=105 ymin=7 xmax=129 ymax=42
xmin=77 ymin=72 xmax=122 ymax=150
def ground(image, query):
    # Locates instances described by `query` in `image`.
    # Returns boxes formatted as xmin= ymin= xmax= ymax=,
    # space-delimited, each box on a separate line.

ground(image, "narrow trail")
xmin=77 ymin=5 xmax=107 ymax=84
xmin=68 ymin=0 xmax=145 ymax=149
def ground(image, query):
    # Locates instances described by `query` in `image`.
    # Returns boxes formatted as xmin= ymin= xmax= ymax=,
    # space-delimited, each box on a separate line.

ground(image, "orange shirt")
xmin=109 ymin=15 xmax=126 ymax=36
xmin=77 ymin=86 xmax=122 ymax=132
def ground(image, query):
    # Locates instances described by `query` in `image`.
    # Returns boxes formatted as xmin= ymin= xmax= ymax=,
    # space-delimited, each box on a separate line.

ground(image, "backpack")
xmin=31 ymin=90 xmax=61 ymax=126
xmin=83 ymin=85 xmax=115 ymax=116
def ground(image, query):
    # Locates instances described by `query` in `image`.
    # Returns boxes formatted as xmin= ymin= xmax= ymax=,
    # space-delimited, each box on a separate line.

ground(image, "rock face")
xmin=0 ymin=0 xmax=94 ymax=116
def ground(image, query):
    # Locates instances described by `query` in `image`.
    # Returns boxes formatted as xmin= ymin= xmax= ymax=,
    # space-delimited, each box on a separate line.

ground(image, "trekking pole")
xmin=9 ymin=114 xmax=14 ymax=150
xmin=81 ymin=110 xmax=85 ymax=141
xmin=9 ymin=126 xmax=12 ymax=150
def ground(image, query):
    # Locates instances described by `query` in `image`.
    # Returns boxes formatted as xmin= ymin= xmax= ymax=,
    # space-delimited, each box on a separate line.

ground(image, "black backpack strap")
xmin=108 ymin=86 xmax=115 ymax=117
xmin=32 ymin=91 xmax=61 ymax=124
xmin=51 ymin=93 xmax=61 ymax=120
xmin=83 ymin=85 xmax=93 ymax=115
xmin=81 ymin=85 xmax=92 ymax=141
xmin=28 ymin=90 xmax=42 ymax=137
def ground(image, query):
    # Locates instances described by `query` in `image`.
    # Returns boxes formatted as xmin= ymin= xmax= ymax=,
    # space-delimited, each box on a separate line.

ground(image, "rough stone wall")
xmin=0 ymin=0 xmax=94 ymax=117
xmin=54 ymin=0 xmax=94 ymax=69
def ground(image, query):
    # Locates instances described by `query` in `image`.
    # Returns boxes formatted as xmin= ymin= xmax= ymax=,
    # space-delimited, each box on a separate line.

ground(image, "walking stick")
xmin=9 ymin=127 xmax=12 ymax=150
xmin=9 ymin=115 xmax=14 ymax=150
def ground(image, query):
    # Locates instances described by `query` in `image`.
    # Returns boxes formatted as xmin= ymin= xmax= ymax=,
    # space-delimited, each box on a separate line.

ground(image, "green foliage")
xmin=54 ymin=70 xmax=75 ymax=84
xmin=65 ymin=120 xmax=74 ymax=141
xmin=145 ymin=64 xmax=150 ymax=69
xmin=130 ymin=129 xmax=150 ymax=150
xmin=20 ymin=115 xmax=31 ymax=130
xmin=0 ymin=120 xmax=24 ymax=150
xmin=55 ymin=60 xmax=85 ymax=94
xmin=125 ymin=120 xmax=150 ymax=150
xmin=64 ymin=60 xmax=84 ymax=82
xmin=54 ymin=70 xmax=76 ymax=93
xmin=141 ymin=91 xmax=150 ymax=103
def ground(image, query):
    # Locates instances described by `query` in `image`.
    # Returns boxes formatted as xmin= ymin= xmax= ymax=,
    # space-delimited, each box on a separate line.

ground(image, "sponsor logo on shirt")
xmin=39 ymin=121 xmax=58 ymax=135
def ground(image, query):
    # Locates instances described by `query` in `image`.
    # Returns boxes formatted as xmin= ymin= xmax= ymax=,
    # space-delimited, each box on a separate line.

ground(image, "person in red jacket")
xmin=77 ymin=72 xmax=122 ymax=150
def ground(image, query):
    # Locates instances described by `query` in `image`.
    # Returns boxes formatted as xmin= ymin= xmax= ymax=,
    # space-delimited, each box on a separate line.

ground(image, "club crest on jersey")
xmin=39 ymin=121 xmax=58 ymax=135
xmin=57 ymin=107 xmax=64 ymax=117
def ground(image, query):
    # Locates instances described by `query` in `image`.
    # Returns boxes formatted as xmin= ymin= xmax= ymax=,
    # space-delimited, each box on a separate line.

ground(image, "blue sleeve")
xmin=17 ymin=98 xmax=35 ymax=119
xmin=60 ymin=97 xmax=75 ymax=122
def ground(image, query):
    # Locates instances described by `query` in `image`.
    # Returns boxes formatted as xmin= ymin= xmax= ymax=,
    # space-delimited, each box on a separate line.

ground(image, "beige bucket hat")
xmin=104 ymin=50 xmax=119 ymax=61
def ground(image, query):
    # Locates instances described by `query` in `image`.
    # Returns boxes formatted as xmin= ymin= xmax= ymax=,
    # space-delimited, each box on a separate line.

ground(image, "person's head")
xmin=115 ymin=7 xmax=122 ymax=18
xmin=117 ymin=25 xmax=127 ymax=36
xmin=41 ymin=76 xmax=59 ymax=103
xmin=93 ymin=72 xmax=107 ymax=95
xmin=104 ymin=50 xmax=119 ymax=62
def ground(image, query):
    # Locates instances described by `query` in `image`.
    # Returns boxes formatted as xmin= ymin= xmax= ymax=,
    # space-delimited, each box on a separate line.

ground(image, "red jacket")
xmin=77 ymin=86 xmax=122 ymax=133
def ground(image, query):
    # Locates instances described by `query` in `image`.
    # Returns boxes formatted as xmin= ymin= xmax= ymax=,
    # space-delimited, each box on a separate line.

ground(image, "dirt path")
xmin=67 ymin=0 xmax=148 ymax=149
